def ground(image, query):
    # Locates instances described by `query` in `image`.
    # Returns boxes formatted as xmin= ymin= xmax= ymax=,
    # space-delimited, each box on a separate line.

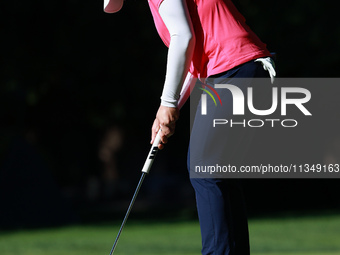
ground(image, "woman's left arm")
xmin=158 ymin=0 xmax=195 ymax=108
xmin=151 ymin=0 xmax=196 ymax=148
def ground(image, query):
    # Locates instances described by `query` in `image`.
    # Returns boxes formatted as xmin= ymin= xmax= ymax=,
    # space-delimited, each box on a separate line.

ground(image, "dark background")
xmin=1 ymin=0 xmax=340 ymax=229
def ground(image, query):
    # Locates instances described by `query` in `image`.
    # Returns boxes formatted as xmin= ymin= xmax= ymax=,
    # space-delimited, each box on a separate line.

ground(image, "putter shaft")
xmin=109 ymin=172 xmax=147 ymax=255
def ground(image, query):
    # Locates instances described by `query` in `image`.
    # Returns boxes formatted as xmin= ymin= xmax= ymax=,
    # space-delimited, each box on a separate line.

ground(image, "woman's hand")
xmin=151 ymin=105 xmax=180 ymax=150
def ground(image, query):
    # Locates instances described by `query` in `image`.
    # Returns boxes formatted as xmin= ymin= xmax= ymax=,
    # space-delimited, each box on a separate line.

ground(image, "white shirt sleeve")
xmin=158 ymin=0 xmax=195 ymax=107
xmin=178 ymin=72 xmax=197 ymax=109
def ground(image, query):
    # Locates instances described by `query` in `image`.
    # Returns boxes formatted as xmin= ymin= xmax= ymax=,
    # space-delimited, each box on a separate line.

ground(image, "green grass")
xmin=1 ymin=214 xmax=340 ymax=255
xmin=250 ymin=214 xmax=340 ymax=255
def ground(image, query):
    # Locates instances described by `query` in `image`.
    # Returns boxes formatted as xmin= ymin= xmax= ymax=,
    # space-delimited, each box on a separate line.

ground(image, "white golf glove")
xmin=255 ymin=57 xmax=276 ymax=84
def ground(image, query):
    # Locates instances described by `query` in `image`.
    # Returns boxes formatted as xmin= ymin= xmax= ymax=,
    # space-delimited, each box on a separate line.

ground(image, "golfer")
xmin=104 ymin=0 xmax=275 ymax=254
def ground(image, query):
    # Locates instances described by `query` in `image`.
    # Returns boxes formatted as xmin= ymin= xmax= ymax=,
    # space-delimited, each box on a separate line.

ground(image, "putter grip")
xmin=141 ymin=130 xmax=161 ymax=174
xmin=141 ymin=76 xmax=194 ymax=174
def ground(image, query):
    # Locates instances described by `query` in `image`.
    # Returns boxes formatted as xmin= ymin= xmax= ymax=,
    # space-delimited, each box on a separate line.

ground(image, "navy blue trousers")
xmin=188 ymin=60 xmax=270 ymax=255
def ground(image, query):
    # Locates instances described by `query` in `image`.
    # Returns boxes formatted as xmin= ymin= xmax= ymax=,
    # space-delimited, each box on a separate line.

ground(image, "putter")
xmin=108 ymin=74 xmax=195 ymax=254
xmin=108 ymin=131 xmax=161 ymax=255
